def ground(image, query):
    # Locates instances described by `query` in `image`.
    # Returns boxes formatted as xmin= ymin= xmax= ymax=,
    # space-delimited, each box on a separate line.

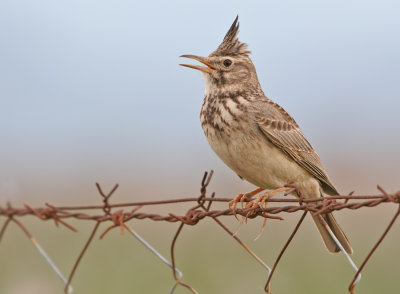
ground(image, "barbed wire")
xmin=1 ymin=170 xmax=399 ymax=293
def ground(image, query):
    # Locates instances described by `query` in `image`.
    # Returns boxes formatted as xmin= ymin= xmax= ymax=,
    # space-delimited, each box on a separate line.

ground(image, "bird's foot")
xmin=230 ymin=186 xmax=290 ymax=236
xmin=244 ymin=186 xmax=292 ymax=218
xmin=229 ymin=187 xmax=265 ymax=218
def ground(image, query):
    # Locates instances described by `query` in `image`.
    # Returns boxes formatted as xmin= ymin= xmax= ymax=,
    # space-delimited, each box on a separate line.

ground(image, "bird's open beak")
xmin=179 ymin=55 xmax=215 ymax=74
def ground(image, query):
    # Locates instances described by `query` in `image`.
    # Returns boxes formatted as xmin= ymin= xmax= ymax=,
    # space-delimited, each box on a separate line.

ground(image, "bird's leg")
xmin=230 ymin=187 xmax=264 ymax=236
xmin=229 ymin=187 xmax=265 ymax=213
xmin=230 ymin=186 xmax=289 ymax=236
xmin=245 ymin=186 xmax=292 ymax=214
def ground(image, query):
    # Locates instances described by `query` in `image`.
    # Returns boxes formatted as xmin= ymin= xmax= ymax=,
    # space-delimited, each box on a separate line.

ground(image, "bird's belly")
xmin=205 ymin=129 xmax=315 ymax=192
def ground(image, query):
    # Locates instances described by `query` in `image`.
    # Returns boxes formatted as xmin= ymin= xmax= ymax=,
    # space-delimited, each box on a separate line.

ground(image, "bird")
xmin=180 ymin=16 xmax=352 ymax=254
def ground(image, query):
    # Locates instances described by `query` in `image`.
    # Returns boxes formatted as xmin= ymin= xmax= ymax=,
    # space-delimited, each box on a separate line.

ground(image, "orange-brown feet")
xmin=229 ymin=187 xmax=265 ymax=214
xmin=230 ymin=186 xmax=290 ymax=236
xmin=244 ymin=186 xmax=291 ymax=218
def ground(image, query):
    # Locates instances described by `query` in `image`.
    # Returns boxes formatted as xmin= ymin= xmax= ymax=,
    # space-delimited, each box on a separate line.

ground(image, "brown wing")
xmin=254 ymin=103 xmax=338 ymax=195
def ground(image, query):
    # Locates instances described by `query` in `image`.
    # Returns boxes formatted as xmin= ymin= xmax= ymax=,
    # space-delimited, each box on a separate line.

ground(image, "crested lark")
xmin=180 ymin=16 xmax=352 ymax=254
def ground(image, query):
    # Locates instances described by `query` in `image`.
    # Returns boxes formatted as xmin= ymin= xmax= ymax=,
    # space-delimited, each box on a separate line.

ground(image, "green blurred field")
xmin=1 ymin=201 xmax=398 ymax=294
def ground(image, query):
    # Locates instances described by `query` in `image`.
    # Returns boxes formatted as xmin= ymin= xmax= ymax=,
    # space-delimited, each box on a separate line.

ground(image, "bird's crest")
xmin=210 ymin=16 xmax=251 ymax=57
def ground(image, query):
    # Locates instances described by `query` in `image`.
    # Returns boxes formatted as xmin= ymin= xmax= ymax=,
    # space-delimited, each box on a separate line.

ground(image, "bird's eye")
xmin=223 ymin=59 xmax=232 ymax=67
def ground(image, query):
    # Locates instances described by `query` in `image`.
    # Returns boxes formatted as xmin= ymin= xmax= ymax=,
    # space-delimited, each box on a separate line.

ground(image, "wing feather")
xmin=253 ymin=101 xmax=338 ymax=195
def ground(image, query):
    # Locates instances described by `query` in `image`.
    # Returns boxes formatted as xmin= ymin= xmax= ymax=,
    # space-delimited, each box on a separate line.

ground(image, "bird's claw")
xmin=229 ymin=187 xmax=265 ymax=219
xmin=229 ymin=193 xmax=245 ymax=220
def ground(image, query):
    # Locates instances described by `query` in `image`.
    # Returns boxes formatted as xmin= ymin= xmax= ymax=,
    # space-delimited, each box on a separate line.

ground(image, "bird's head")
xmin=180 ymin=16 xmax=260 ymax=95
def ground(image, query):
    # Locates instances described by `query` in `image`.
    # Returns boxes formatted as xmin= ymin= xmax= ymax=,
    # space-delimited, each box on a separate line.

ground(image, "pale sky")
xmin=1 ymin=0 xmax=399 ymax=203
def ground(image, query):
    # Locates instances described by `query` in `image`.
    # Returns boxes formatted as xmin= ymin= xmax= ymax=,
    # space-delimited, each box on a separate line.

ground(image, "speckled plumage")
xmin=181 ymin=16 xmax=352 ymax=254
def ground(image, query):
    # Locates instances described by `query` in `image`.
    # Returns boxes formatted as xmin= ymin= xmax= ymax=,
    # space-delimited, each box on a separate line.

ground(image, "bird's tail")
xmin=311 ymin=212 xmax=353 ymax=254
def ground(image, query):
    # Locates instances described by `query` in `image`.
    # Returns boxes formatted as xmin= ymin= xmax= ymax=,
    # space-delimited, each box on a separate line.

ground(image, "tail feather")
xmin=311 ymin=212 xmax=353 ymax=254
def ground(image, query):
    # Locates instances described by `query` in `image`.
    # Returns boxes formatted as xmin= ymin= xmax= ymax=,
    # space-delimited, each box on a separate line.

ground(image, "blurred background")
xmin=1 ymin=0 xmax=399 ymax=293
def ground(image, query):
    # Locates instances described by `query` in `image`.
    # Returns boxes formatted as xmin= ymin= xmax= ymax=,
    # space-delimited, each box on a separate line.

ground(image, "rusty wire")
xmin=1 ymin=170 xmax=399 ymax=293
